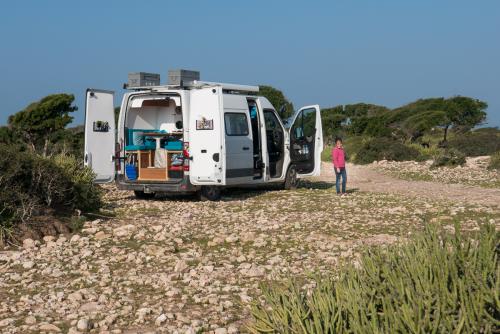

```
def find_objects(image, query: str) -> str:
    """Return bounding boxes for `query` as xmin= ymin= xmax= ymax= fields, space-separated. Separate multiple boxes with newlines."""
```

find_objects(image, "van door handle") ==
xmin=242 ymin=147 xmax=249 ymax=151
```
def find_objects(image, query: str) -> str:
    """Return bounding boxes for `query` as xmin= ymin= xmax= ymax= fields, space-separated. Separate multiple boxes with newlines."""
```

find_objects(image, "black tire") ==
xmin=199 ymin=186 xmax=222 ymax=201
xmin=283 ymin=164 xmax=298 ymax=190
xmin=134 ymin=190 xmax=155 ymax=200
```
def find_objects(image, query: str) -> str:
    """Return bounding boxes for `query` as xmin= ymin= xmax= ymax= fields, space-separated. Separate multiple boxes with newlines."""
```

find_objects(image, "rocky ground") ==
xmin=373 ymin=156 xmax=500 ymax=188
xmin=1 ymin=164 xmax=499 ymax=333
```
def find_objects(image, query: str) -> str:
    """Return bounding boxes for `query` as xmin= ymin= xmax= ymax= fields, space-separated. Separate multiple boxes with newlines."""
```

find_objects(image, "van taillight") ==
xmin=183 ymin=142 xmax=189 ymax=171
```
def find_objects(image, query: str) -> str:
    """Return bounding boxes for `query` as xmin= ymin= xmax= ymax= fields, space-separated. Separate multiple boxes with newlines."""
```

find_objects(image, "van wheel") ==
xmin=134 ymin=190 xmax=155 ymax=200
xmin=199 ymin=186 xmax=221 ymax=201
xmin=283 ymin=164 xmax=298 ymax=190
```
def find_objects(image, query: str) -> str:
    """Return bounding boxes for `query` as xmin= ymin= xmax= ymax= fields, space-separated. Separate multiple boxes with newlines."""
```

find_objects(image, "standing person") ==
xmin=332 ymin=137 xmax=347 ymax=195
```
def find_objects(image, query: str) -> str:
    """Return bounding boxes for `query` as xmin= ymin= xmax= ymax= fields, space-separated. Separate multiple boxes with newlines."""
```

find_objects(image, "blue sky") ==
xmin=0 ymin=0 xmax=499 ymax=127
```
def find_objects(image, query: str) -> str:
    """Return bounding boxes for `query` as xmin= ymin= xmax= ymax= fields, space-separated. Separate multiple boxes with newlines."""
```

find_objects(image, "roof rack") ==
xmin=189 ymin=80 xmax=259 ymax=93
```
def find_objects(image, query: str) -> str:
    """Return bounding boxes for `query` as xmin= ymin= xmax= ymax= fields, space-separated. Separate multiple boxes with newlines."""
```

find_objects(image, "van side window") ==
xmin=224 ymin=113 xmax=249 ymax=136
xmin=263 ymin=109 xmax=281 ymax=131
xmin=292 ymin=108 xmax=316 ymax=140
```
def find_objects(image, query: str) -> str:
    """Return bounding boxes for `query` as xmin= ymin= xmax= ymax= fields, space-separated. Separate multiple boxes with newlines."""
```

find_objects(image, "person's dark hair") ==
xmin=335 ymin=137 xmax=343 ymax=143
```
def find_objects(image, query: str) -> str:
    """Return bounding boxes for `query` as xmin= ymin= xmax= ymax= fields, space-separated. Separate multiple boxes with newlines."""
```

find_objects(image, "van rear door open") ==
xmin=289 ymin=105 xmax=323 ymax=177
xmin=189 ymin=86 xmax=225 ymax=185
xmin=84 ymin=89 xmax=116 ymax=183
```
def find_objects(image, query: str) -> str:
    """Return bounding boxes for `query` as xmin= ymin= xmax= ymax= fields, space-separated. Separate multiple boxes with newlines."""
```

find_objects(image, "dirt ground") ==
xmin=0 ymin=163 xmax=498 ymax=333
xmin=319 ymin=162 xmax=500 ymax=207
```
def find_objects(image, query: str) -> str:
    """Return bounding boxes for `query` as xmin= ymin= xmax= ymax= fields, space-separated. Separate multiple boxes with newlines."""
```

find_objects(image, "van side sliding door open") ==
xmin=189 ymin=87 xmax=225 ymax=185
xmin=84 ymin=89 xmax=116 ymax=183
xmin=289 ymin=105 xmax=323 ymax=177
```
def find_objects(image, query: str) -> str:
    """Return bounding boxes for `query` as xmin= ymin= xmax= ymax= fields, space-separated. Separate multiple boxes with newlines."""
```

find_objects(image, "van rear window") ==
xmin=224 ymin=113 xmax=249 ymax=136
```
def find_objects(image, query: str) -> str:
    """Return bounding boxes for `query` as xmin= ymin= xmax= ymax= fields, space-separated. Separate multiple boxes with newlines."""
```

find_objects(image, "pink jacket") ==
xmin=332 ymin=147 xmax=345 ymax=168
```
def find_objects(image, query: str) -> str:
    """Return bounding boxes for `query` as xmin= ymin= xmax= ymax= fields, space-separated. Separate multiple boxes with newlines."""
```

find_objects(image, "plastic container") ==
xmin=126 ymin=164 xmax=138 ymax=180
xmin=164 ymin=141 xmax=183 ymax=150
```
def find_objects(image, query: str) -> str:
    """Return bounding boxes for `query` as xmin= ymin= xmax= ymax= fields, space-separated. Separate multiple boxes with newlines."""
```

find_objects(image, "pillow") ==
xmin=132 ymin=131 xmax=145 ymax=146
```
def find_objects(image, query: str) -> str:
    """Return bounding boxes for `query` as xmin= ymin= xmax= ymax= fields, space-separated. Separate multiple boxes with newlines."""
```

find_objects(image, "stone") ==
xmin=94 ymin=231 xmax=109 ymax=240
xmin=23 ymin=238 xmax=35 ymax=248
xmin=23 ymin=260 xmax=35 ymax=269
xmin=174 ymin=260 xmax=188 ymax=272
xmin=215 ymin=328 xmax=227 ymax=334
xmin=70 ymin=234 xmax=80 ymax=243
xmin=244 ymin=265 xmax=265 ymax=277
xmin=67 ymin=292 xmax=83 ymax=303
xmin=77 ymin=318 xmax=91 ymax=331
xmin=43 ymin=235 xmax=55 ymax=243
xmin=38 ymin=323 xmax=61 ymax=332
xmin=228 ymin=325 xmax=239 ymax=333
xmin=0 ymin=318 xmax=14 ymax=327
xmin=113 ymin=225 xmax=137 ymax=238
xmin=25 ymin=316 xmax=37 ymax=325
xmin=155 ymin=313 xmax=167 ymax=326
xmin=79 ymin=302 xmax=101 ymax=312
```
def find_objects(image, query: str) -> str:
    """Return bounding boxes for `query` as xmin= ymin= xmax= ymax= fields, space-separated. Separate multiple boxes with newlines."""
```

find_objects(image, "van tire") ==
xmin=283 ymin=164 xmax=298 ymax=190
xmin=134 ymin=190 xmax=155 ymax=200
xmin=199 ymin=186 xmax=221 ymax=201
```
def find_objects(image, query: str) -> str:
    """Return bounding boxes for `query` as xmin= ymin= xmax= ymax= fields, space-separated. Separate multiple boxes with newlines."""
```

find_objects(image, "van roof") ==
xmin=127 ymin=80 xmax=259 ymax=94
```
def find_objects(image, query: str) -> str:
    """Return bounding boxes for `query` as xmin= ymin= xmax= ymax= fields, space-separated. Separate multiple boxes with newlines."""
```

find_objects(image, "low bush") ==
xmin=448 ymin=131 xmax=500 ymax=157
xmin=52 ymin=154 xmax=102 ymax=212
xmin=322 ymin=136 xmax=369 ymax=163
xmin=248 ymin=223 xmax=499 ymax=333
xmin=488 ymin=151 xmax=500 ymax=170
xmin=0 ymin=144 xmax=102 ymax=243
xmin=354 ymin=138 xmax=420 ymax=164
xmin=432 ymin=148 xmax=466 ymax=168
xmin=407 ymin=143 xmax=443 ymax=162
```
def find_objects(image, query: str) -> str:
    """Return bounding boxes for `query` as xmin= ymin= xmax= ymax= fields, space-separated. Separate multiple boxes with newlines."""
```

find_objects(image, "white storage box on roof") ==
xmin=128 ymin=72 xmax=160 ymax=88
xmin=168 ymin=69 xmax=200 ymax=86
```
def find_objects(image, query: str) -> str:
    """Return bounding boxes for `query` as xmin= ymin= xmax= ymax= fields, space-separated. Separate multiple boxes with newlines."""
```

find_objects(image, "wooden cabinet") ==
xmin=126 ymin=149 xmax=183 ymax=181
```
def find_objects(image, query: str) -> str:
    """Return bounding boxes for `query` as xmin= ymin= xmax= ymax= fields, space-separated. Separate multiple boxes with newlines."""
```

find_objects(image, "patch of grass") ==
xmin=489 ymin=151 xmax=500 ymax=170
xmin=248 ymin=223 xmax=499 ymax=333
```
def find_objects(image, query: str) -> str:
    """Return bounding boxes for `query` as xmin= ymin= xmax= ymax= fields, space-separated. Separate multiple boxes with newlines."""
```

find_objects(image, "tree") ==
xmin=8 ymin=94 xmax=77 ymax=156
xmin=258 ymin=85 xmax=294 ymax=119
xmin=321 ymin=105 xmax=346 ymax=142
xmin=400 ymin=110 xmax=448 ymax=142
xmin=441 ymin=96 xmax=487 ymax=142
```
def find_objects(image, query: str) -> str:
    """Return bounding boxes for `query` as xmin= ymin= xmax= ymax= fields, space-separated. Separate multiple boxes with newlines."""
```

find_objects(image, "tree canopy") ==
xmin=320 ymin=96 xmax=488 ymax=144
xmin=258 ymin=85 xmax=294 ymax=119
xmin=8 ymin=93 xmax=77 ymax=156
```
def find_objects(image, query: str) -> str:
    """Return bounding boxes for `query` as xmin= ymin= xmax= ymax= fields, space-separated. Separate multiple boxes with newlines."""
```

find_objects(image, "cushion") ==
xmin=132 ymin=131 xmax=145 ymax=146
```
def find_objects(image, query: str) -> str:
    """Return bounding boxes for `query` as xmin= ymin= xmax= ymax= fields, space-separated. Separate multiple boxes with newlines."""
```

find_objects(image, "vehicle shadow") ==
xmin=125 ymin=181 xmax=360 ymax=202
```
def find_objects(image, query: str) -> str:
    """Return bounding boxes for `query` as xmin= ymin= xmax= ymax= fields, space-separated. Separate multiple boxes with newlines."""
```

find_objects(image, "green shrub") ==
xmin=448 ymin=131 xmax=500 ymax=157
xmin=248 ymin=223 xmax=499 ymax=333
xmin=322 ymin=137 xmax=369 ymax=163
xmin=488 ymin=151 xmax=500 ymax=170
xmin=354 ymin=138 xmax=420 ymax=164
xmin=407 ymin=143 xmax=443 ymax=161
xmin=432 ymin=148 xmax=466 ymax=168
xmin=321 ymin=145 xmax=333 ymax=162
xmin=0 ymin=144 xmax=102 ymax=243
xmin=53 ymin=154 xmax=102 ymax=212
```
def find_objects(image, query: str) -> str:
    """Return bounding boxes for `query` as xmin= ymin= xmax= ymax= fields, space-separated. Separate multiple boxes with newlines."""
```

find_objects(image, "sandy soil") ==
xmin=319 ymin=162 xmax=500 ymax=207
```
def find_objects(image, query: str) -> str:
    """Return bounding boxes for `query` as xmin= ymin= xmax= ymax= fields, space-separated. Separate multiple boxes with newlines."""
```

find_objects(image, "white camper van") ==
xmin=84 ymin=70 xmax=323 ymax=200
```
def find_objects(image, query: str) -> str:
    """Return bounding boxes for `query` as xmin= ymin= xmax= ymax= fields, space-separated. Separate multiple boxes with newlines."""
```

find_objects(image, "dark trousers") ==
xmin=335 ymin=167 xmax=347 ymax=194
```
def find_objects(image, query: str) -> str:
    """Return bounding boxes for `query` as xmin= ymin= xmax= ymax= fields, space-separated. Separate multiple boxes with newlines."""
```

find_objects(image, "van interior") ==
xmin=247 ymin=99 xmax=263 ymax=179
xmin=263 ymin=109 xmax=285 ymax=178
xmin=123 ymin=95 xmax=185 ymax=183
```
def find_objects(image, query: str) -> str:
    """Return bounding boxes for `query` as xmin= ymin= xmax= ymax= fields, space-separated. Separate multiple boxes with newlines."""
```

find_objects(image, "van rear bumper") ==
xmin=115 ymin=175 xmax=198 ymax=194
